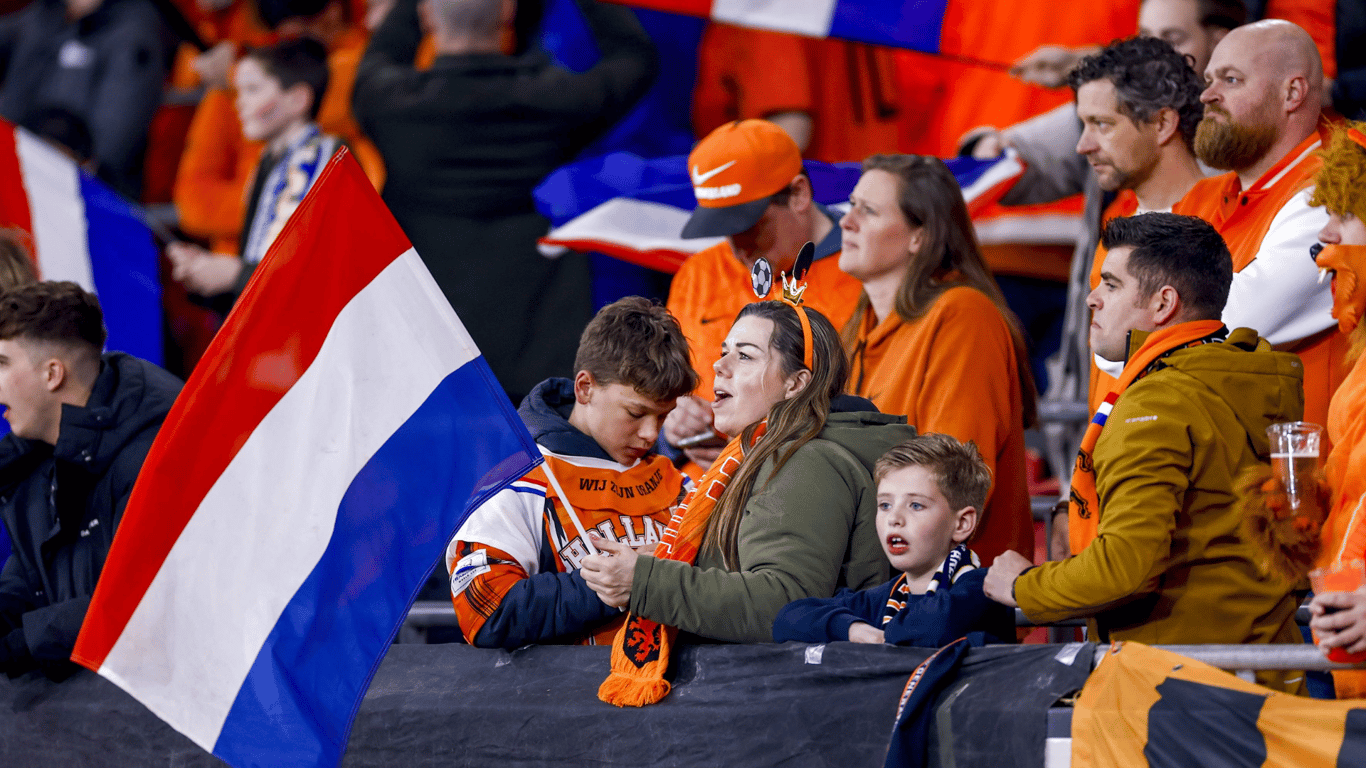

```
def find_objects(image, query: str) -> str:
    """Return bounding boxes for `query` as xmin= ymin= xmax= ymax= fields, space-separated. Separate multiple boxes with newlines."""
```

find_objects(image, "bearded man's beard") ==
xmin=1195 ymin=105 xmax=1279 ymax=171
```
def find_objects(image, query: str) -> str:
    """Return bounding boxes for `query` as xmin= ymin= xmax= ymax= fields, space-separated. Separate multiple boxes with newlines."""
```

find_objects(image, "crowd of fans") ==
xmin=2 ymin=0 xmax=1366 ymax=719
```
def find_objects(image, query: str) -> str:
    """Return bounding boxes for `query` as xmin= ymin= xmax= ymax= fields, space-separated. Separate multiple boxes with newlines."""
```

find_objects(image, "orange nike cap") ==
xmin=681 ymin=120 xmax=804 ymax=239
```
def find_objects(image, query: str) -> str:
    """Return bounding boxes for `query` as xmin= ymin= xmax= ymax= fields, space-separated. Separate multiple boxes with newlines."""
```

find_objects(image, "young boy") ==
xmin=773 ymin=433 xmax=1015 ymax=646
xmin=167 ymin=37 xmax=341 ymax=308
xmin=447 ymin=297 xmax=698 ymax=648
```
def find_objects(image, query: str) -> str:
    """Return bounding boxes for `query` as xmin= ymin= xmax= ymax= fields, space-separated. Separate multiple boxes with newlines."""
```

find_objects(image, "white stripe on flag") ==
xmin=97 ymin=248 xmax=478 ymax=751
xmin=974 ymin=213 xmax=1085 ymax=246
xmin=15 ymin=130 xmax=96 ymax=292
xmin=543 ymin=198 xmax=722 ymax=254
xmin=711 ymin=0 xmax=838 ymax=37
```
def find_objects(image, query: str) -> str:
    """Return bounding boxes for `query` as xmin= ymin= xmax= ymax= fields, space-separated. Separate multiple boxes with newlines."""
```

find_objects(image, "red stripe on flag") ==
xmin=0 ymin=123 xmax=34 ymax=244
xmin=602 ymin=0 xmax=710 ymax=16
xmin=73 ymin=150 xmax=413 ymax=667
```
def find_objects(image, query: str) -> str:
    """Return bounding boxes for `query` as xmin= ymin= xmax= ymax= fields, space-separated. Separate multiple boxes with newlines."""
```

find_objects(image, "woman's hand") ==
xmin=663 ymin=395 xmax=723 ymax=468
xmin=846 ymin=622 xmax=885 ymax=644
xmin=580 ymin=535 xmax=639 ymax=609
xmin=1310 ymin=588 xmax=1366 ymax=656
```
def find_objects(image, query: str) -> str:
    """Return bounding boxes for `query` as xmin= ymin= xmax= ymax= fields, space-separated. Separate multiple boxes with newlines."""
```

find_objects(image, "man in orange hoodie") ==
xmin=662 ymin=120 xmax=862 ymax=472
xmin=1174 ymin=19 xmax=1342 ymax=432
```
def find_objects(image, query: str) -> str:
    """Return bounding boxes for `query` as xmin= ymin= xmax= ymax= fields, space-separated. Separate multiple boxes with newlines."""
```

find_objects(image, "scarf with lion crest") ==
xmin=598 ymin=422 xmax=765 ymax=707
xmin=1069 ymin=321 xmax=1228 ymax=553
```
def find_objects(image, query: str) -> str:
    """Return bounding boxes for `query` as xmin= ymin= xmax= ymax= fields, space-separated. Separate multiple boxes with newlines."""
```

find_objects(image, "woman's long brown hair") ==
xmin=701 ymin=301 xmax=849 ymax=571
xmin=840 ymin=154 xmax=1038 ymax=427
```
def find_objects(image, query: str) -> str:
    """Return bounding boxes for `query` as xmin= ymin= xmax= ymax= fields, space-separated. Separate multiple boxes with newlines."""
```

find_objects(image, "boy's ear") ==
xmin=572 ymin=370 xmax=596 ymax=405
xmin=951 ymin=506 xmax=978 ymax=544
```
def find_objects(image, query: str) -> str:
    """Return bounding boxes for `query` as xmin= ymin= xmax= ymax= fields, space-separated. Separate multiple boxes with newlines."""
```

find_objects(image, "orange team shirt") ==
xmin=847 ymin=286 xmax=1032 ymax=563
xmin=667 ymin=240 xmax=863 ymax=400
xmin=692 ymin=23 xmax=908 ymax=162
xmin=449 ymin=454 xmax=684 ymax=647
xmin=173 ymin=27 xmax=429 ymax=250
xmin=1173 ymin=128 xmax=1348 ymax=435
xmin=1086 ymin=191 xmax=1140 ymax=414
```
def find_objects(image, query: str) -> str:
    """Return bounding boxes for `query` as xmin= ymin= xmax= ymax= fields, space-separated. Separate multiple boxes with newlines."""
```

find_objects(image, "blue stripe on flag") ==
xmin=827 ymin=0 xmax=951 ymax=54
xmin=79 ymin=174 xmax=163 ymax=365
xmin=213 ymin=356 xmax=537 ymax=767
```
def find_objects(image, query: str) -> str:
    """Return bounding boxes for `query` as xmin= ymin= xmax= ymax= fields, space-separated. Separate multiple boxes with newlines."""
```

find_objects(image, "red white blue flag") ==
xmin=70 ymin=150 xmax=540 ymax=768
xmin=0 ymin=119 xmax=162 ymax=365
xmin=534 ymin=151 xmax=1026 ymax=273
xmin=603 ymin=0 xmax=953 ymax=53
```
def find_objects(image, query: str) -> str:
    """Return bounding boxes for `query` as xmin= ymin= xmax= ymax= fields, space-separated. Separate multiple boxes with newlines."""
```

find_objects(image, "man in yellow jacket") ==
xmin=985 ymin=213 xmax=1305 ymax=692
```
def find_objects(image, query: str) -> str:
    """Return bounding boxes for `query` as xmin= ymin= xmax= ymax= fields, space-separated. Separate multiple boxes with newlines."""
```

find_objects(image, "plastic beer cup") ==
xmin=1266 ymin=422 xmax=1322 ymax=513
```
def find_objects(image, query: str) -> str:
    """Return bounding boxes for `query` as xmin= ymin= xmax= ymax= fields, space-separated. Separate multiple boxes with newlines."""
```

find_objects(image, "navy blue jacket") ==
xmin=772 ymin=568 xmax=1014 ymax=647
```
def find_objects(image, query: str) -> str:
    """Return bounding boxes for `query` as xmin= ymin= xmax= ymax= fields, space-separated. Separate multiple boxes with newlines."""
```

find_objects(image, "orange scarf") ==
xmin=598 ymin=423 xmax=765 ymax=706
xmin=1069 ymin=321 xmax=1228 ymax=553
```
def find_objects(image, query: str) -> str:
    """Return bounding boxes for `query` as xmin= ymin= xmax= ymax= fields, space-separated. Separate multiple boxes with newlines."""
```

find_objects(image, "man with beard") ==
xmin=1069 ymin=38 xmax=1208 ymax=414
xmin=1174 ymin=19 xmax=1341 ymax=433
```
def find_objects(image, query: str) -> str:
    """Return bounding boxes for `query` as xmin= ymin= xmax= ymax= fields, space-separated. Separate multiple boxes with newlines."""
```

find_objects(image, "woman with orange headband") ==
xmin=580 ymin=298 xmax=919 ymax=706
xmin=839 ymin=154 xmax=1038 ymax=565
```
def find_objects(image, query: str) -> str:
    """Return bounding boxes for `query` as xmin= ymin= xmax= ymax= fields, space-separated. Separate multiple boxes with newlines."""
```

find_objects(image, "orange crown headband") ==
xmin=1349 ymin=127 xmax=1366 ymax=151
xmin=751 ymin=242 xmax=815 ymax=370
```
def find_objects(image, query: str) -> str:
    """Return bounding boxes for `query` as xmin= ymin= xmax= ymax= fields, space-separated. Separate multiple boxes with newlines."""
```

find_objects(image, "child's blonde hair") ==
xmin=874 ymin=433 xmax=992 ymax=512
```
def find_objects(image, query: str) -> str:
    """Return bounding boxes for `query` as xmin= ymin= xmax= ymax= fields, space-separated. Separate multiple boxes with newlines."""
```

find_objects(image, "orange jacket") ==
xmin=692 ymin=23 xmax=908 ymax=162
xmin=173 ymin=26 xmax=390 ymax=250
xmin=667 ymin=239 xmax=863 ymax=400
xmin=846 ymin=286 xmax=1032 ymax=564
xmin=1174 ymin=128 xmax=1346 ymax=435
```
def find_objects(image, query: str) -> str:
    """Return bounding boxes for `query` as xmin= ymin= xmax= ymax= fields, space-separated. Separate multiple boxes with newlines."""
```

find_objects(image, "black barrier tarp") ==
xmin=0 ymin=642 xmax=1093 ymax=767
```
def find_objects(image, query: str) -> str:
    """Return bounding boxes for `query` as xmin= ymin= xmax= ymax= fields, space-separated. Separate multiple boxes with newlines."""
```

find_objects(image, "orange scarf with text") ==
xmin=598 ymin=422 xmax=766 ymax=706
xmin=1069 ymin=321 xmax=1228 ymax=553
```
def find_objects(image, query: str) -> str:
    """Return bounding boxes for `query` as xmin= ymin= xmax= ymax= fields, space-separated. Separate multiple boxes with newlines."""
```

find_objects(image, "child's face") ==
xmin=234 ymin=58 xmax=303 ymax=143
xmin=571 ymin=373 xmax=677 ymax=466
xmin=875 ymin=465 xmax=976 ymax=587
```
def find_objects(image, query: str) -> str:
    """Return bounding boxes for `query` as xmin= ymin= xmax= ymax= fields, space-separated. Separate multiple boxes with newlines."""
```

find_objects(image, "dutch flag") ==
xmin=0 ymin=119 xmax=162 ymax=365
xmin=604 ymin=0 xmax=953 ymax=53
xmin=534 ymin=151 xmax=1026 ymax=274
xmin=71 ymin=151 xmax=541 ymax=768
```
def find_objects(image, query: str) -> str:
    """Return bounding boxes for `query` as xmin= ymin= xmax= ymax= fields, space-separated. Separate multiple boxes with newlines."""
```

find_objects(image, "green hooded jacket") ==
xmin=629 ymin=411 xmax=917 ymax=643
xmin=1017 ymin=327 xmax=1304 ymax=678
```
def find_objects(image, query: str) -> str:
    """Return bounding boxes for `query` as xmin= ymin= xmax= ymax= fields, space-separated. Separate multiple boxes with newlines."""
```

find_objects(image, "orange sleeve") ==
xmin=910 ymin=292 xmax=1016 ymax=493
xmin=1265 ymin=0 xmax=1337 ymax=80
xmin=173 ymin=89 xmax=261 ymax=248
xmin=448 ymin=541 xmax=531 ymax=646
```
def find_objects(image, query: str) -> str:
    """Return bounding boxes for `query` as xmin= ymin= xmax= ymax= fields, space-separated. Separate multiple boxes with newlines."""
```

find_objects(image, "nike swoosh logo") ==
xmin=691 ymin=160 xmax=736 ymax=186
xmin=699 ymin=316 xmax=727 ymax=325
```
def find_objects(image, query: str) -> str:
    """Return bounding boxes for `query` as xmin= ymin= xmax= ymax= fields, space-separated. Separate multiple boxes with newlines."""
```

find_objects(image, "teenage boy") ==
xmin=167 ymin=37 xmax=342 ymax=308
xmin=772 ymin=434 xmax=1015 ymax=646
xmin=0 ymin=282 xmax=182 ymax=678
xmin=447 ymin=297 xmax=698 ymax=648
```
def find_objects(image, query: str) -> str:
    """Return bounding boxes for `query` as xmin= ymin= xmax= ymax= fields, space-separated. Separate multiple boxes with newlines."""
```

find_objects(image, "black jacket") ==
xmin=0 ymin=353 xmax=181 ymax=677
xmin=0 ymin=0 xmax=169 ymax=196
xmin=351 ymin=0 xmax=658 ymax=402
